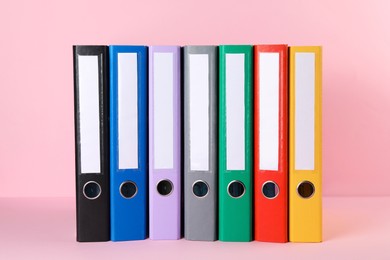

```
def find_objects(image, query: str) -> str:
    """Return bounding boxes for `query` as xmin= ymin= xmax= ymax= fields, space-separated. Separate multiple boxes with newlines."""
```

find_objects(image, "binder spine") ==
xmin=184 ymin=46 xmax=218 ymax=241
xmin=109 ymin=46 xmax=148 ymax=241
xmin=289 ymin=46 xmax=322 ymax=242
xmin=73 ymin=45 xmax=110 ymax=242
xmin=219 ymin=45 xmax=253 ymax=242
xmin=149 ymin=46 xmax=181 ymax=239
xmin=254 ymin=45 xmax=288 ymax=242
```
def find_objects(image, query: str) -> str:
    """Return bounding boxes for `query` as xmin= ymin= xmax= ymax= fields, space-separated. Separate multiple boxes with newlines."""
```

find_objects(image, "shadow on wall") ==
xmin=322 ymin=67 xmax=390 ymax=196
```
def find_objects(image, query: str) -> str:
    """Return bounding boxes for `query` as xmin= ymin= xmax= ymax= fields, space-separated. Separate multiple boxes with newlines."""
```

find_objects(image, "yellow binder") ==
xmin=289 ymin=46 xmax=322 ymax=242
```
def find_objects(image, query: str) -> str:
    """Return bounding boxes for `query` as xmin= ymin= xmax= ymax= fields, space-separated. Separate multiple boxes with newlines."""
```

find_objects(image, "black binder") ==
xmin=73 ymin=45 xmax=110 ymax=242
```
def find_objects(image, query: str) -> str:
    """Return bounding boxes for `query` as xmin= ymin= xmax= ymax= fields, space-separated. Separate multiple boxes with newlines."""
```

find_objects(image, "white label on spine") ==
xmin=295 ymin=52 xmax=315 ymax=170
xmin=118 ymin=53 xmax=138 ymax=169
xmin=154 ymin=52 xmax=174 ymax=169
xmin=78 ymin=55 xmax=101 ymax=174
xmin=226 ymin=54 xmax=245 ymax=171
xmin=259 ymin=53 xmax=280 ymax=171
xmin=189 ymin=54 xmax=209 ymax=171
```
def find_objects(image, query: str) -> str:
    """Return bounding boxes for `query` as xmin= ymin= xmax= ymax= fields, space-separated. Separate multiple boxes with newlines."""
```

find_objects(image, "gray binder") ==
xmin=184 ymin=46 xmax=218 ymax=241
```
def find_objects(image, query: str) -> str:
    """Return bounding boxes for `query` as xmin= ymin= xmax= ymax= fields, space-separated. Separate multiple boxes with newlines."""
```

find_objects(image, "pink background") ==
xmin=1 ymin=0 xmax=390 ymax=197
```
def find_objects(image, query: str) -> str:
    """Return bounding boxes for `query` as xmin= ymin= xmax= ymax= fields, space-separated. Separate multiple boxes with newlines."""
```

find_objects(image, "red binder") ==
xmin=254 ymin=45 xmax=288 ymax=242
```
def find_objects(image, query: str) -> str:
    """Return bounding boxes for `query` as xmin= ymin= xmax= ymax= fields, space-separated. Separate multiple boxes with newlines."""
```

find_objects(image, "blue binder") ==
xmin=109 ymin=46 xmax=148 ymax=241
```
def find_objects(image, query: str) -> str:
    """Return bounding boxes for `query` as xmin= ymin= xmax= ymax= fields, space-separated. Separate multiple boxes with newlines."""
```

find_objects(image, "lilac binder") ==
xmin=149 ymin=46 xmax=181 ymax=239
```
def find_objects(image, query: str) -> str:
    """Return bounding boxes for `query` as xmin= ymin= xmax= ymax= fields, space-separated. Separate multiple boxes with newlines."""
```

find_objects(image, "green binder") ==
xmin=219 ymin=45 xmax=253 ymax=242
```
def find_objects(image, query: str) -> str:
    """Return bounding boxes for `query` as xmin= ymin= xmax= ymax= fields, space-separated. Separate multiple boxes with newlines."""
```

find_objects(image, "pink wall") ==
xmin=1 ymin=0 xmax=389 ymax=197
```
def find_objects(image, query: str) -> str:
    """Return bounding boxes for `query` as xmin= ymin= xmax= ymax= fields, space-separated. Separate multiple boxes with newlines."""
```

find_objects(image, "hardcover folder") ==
xmin=289 ymin=46 xmax=322 ymax=242
xmin=109 ymin=45 xmax=148 ymax=241
xmin=254 ymin=45 xmax=288 ymax=243
xmin=219 ymin=45 xmax=253 ymax=242
xmin=183 ymin=46 xmax=218 ymax=241
xmin=149 ymin=46 xmax=181 ymax=240
xmin=73 ymin=45 xmax=110 ymax=242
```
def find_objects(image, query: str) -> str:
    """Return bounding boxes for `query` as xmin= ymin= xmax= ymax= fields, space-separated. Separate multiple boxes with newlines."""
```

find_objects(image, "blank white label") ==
xmin=259 ymin=53 xmax=280 ymax=171
xmin=226 ymin=54 xmax=245 ymax=171
xmin=295 ymin=53 xmax=315 ymax=170
xmin=118 ymin=53 xmax=138 ymax=169
xmin=78 ymin=55 xmax=101 ymax=174
xmin=189 ymin=54 xmax=209 ymax=171
xmin=154 ymin=52 xmax=174 ymax=169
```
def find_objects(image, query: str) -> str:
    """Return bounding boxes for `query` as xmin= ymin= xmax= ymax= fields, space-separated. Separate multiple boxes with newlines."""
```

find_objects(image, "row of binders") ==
xmin=73 ymin=45 xmax=322 ymax=243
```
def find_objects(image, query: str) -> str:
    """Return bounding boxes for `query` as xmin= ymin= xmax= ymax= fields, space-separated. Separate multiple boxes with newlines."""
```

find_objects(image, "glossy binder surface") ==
xmin=289 ymin=46 xmax=322 ymax=242
xmin=254 ymin=45 xmax=288 ymax=242
xmin=184 ymin=46 xmax=218 ymax=241
xmin=219 ymin=45 xmax=253 ymax=242
xmin=73 ymin=45 xmax=110 ymax=242
xmin=109 ymin=45 xmax=148 ymax=241
xmin=149 ymin=46 xmax=181 ymax=240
